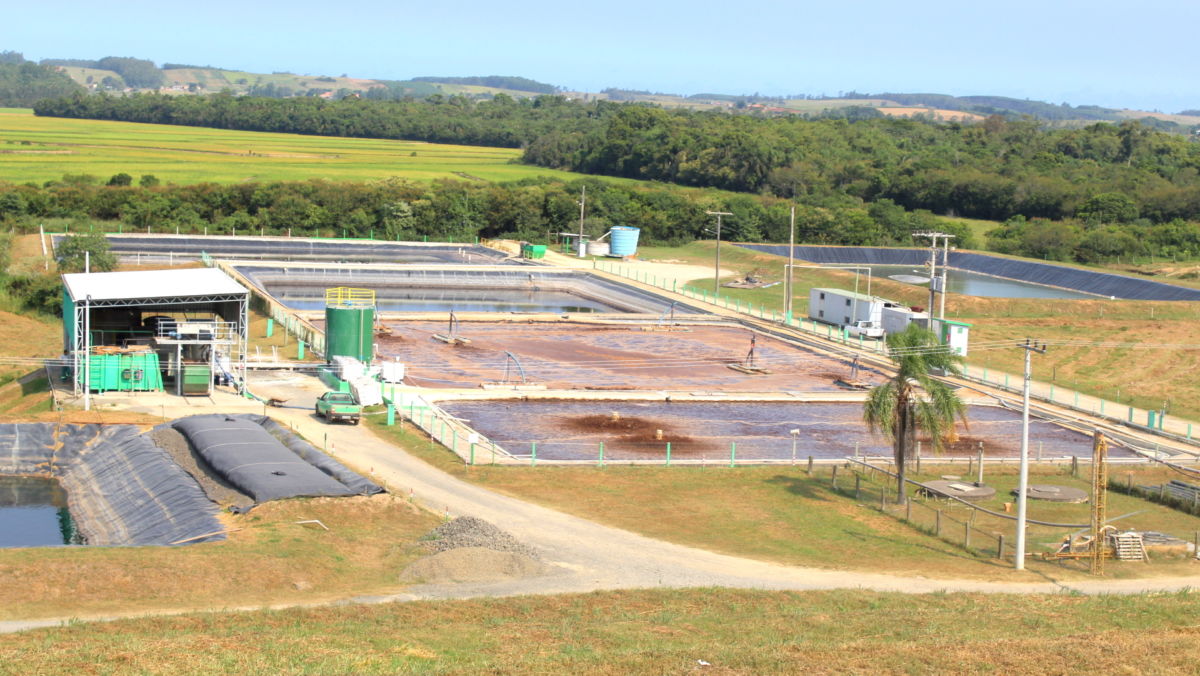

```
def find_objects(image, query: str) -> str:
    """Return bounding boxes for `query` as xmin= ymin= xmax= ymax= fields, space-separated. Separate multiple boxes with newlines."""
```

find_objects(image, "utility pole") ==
xmin=577 ymin=186 xmax=587 ymax=258
xmin=1090 ymin=431 xmax=1109 ymax=576
xmin=1015 ymin=337 xmax=1046 ymax=570
xmin=84 ymin=294 xmax=92 ymax=412
xmin=707 ymin=211 xmax=733 ymax=293
xmin=786 ymin=206 xmax=795 ymax=322
xmin=939 ymin=236 xmax=951 ymax=320
xmin=912 ymin=232 xmax=955 ymax=322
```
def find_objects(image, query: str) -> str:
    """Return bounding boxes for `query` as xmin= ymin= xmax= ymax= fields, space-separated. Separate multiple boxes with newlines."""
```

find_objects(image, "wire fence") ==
xmin=389 ymin=397 xmax=514 ymax=466
xmin=827 ymin=460 xmax=1009 ymax=559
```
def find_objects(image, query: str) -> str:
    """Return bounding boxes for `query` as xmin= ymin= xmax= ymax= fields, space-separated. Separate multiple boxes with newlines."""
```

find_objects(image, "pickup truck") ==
xmin=845 ymin=320 xmax=885 ymax=339
xmin=315 ymin=392 xmax=362 ymax=424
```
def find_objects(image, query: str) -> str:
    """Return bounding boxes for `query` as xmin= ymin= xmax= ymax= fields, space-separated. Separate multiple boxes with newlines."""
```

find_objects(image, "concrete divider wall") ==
xmin=233 ymin=265 xmax=711 ymax=316
xmin=57 ymin=234 xmax=513 ymax=265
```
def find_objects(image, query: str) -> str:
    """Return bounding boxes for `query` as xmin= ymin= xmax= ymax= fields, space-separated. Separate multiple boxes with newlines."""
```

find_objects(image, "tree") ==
xmin=863 ymin=324 xmax=968 ymax=503
xmin=55 ymin=232 xmax=117 ymax=273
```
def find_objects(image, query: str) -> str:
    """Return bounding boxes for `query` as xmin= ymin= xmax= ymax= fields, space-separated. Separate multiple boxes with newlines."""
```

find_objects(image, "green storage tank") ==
xmin=325 ymin=287 xmax=376 ymax=363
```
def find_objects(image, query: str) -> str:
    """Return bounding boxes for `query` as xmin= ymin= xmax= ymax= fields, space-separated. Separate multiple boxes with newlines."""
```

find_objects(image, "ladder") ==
xmin=1112 ymin=532 xmax=1148 ymax=562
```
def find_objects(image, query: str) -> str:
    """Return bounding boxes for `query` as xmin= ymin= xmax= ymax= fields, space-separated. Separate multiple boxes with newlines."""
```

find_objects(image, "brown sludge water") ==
xmin=440 ymin=401 xmax=1132 ymax=462
xmin=377 ymin=322 xmax=885 ymax=392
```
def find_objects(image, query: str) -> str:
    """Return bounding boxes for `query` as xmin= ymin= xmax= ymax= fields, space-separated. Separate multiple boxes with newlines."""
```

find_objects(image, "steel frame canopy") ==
xmin=61 ymin=268 xmax=250 ymax=395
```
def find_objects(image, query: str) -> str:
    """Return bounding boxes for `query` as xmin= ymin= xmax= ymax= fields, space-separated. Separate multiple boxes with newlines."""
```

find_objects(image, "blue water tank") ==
xmin=608 ymin=227 xmax=641 ymax=257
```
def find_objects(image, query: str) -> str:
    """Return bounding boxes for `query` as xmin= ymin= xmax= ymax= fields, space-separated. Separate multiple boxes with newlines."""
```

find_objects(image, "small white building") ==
xmin=808 ymin=288 xmax=904 ymax=327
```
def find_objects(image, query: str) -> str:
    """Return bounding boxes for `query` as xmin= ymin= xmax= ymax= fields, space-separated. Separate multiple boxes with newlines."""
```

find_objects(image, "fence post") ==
xmin=531 ymin=442 xmax=537 ymax=467
xmin=729 ymin=442 xmax=736 ymax=467
xmin=905 ymin=500 xmax=912 ymax=521
xmin=666 ymin=442 xmax=671 ymax=466
xmin=831 ymin=465 xmax=839 ymax=489
xmin=997 ymin=534 xmax=1005 ymax=559
xmin=469 ymin=442 xmax=475 ymax=466
xmin=964 ymin=522 xmax=971 ymax=549
xmin=855 ymin=474 xmax=861 ymax=501
xmin=935 ymin=509 xmax=942 ymax=537
xmin=1071 ymin=455 xmax=1079 ymax=478
xmin=599 ymin=441 xmax=605 ymax=467
xmin=386 ymin=402 xmax=395 ymax=426
xmin=806 ymin=456 xmax=813 ymax=476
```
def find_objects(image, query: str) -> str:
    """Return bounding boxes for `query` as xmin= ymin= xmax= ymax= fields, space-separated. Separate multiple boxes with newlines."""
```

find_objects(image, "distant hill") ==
xmin=852 ymin=92 xmax=1121 ymax=121
xmin=412 ymin=76 xmax=558 ymax=94
xmin=0 ymin=51 xmax=83 ymax=107
xmin=20 ymin=49 xmax=1200 ymax=129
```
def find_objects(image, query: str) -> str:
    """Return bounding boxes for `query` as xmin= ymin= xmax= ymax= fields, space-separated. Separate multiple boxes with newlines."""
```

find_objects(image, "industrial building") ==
xmin=61 ymin=268 xmax=250 ymax=396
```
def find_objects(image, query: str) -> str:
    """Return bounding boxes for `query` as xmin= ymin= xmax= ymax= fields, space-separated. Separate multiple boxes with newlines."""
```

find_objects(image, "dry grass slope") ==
xmin=1 ymin=589 xmax=1197 ymax=673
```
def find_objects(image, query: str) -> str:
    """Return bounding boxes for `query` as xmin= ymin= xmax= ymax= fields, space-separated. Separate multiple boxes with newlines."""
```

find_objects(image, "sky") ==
xmin=6 ymin=0 xmax=1197 ymax=112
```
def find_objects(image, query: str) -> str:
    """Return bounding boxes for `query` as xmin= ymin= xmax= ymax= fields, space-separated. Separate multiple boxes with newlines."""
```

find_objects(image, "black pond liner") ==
xmin=738 ymin=245 xmax=1200 ymax=301
xmin=0 ymin=423 xmax=224 ymax=546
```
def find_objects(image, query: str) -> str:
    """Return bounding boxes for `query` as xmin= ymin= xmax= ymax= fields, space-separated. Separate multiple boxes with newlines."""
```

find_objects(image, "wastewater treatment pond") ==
xmin=0 ymin=476 xmax=81 ymax=547
xmin=439 ymin=400 xmax=1133 ymax=462
xmin=376 ymin=322 xmax=885 ymax=391
xmin=272 ymin=285 xmax=621 ymax=313
xmin=861 ymin=265 xmax=1097 ymax=299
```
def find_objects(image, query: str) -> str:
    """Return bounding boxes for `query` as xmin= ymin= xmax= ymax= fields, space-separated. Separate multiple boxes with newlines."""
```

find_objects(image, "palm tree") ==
xmin=864 ymin=324 xmax=968 ymax=504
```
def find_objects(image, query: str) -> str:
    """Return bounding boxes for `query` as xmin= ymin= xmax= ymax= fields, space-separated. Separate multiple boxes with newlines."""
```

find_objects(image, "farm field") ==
xmin=0 ymin=108 xmax=581 ymax=184
xmin=2 ymin=588 xmax=1196 ymax=673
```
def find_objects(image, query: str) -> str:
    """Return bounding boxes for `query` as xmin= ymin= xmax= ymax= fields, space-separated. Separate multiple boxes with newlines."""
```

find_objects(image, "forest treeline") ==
xmin=35 ymin=93 xmax=1200 ymax=223
xmin=0 ymin=52 xmax=83 ymax=107
xmin=0 ymin=175 xmax=975 ymax=249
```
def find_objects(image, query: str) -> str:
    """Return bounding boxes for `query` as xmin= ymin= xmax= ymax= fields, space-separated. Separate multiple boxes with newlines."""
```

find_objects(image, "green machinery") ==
xmin=324 ymin=287 xmax=375 ymax=363
xmin=86 ymin=352 xmax=164 ymax=393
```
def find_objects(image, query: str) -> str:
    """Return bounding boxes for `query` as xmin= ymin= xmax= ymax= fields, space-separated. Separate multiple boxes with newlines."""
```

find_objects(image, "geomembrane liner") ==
xmin=738 ymin=245 xmax=1200 ymax=301
xmin=0 ymin=423 xmax=223 ymax=546
xmin=172 ymin=415 xmax=381 ymax=503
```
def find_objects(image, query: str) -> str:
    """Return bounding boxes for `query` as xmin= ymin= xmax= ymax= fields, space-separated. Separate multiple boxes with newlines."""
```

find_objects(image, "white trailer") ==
xmin=808 ymin=288 xmax=886 ymax=326
xmin=881 ymin=305 xmax=929 ymax=336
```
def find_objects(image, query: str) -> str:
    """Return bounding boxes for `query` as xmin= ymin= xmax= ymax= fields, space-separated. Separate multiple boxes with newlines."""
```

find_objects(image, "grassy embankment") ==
xmin=367 ymin=418 xmax=1200 ymax=581
xmin=2 ymin=588 xmax=1198 ymax=673
xmin=634 ymin=241 xmax=1200 ymax=422
xmin=0 ymin=494 xmax=438 ymax=620
xmin=0 ymin=107 xmax=580 ymax=184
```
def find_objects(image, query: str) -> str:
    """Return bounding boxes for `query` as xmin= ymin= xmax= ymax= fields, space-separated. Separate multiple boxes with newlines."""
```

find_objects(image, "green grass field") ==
xmin=367 ymin=419 xmax=1200 ymax=582
xmin=3 ymin=588 xmax=1198 ymax=673
xmin=0 ymin=108 xmax=581 ymax=185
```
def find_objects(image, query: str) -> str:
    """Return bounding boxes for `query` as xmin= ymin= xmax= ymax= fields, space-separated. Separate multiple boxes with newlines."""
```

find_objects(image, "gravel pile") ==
xmin=421 ymin=516 xmax=540 ymax=560
xmin=149 ymin=426 xmax=253 ymax=510
xmin=400 ymin=547 xmax=547 ymax=584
